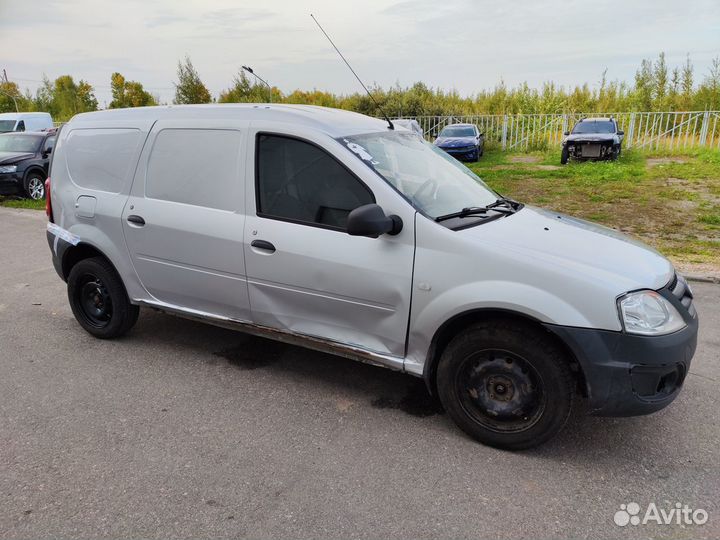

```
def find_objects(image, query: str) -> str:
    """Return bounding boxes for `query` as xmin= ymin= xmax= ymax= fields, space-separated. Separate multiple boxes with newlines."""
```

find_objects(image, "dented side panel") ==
xmin=242 ymin=122 xmax=417 ymax=358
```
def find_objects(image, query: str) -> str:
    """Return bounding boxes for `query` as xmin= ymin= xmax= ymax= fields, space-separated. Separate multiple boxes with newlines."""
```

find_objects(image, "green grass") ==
xmin=466 ymin=148 xmax=720 ymax=272
xmin=0 ymin=196 xmax=45 ymax=210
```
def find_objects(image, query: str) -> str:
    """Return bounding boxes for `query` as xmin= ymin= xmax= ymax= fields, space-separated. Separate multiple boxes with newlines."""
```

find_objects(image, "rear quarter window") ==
xmin=145 ymin=129 xmax=243 ymax=211
xmin=65 ymin=128 xmax=142 ymax=193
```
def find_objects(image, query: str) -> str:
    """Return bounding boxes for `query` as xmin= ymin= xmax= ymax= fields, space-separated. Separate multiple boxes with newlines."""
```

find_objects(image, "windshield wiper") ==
xmin=434 ymin=199 xmax=517 ymax=223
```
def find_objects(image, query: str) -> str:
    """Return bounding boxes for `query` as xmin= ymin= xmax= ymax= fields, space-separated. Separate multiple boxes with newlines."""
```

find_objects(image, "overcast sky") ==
xmin=2 ymin=0 xmax=719 ymax=107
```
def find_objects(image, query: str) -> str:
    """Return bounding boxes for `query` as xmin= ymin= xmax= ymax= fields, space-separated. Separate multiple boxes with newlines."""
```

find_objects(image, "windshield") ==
xmin=439 ymin=126 xmax=475 ymax=137
xmin=572 ymin=121 xmax=615 ymax=134
xmin=0 ymin=120 xmax=17 ymax=133
xmin=340 ymin=131 xmax=499 ymax=218
xmin=0 ymin=134 xmax=42 ymax=153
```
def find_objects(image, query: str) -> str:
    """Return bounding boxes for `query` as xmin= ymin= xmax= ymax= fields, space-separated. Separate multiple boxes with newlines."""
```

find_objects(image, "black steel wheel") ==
xmin=437 ymin=319 xmax=574 ymax=450
xmin=456 ymin=349 xmax=545 ymax=433
xmin=75 ymin=273 xmax=114 ymax=329
xmin=67 ymin=257 xmax=139 ymax=338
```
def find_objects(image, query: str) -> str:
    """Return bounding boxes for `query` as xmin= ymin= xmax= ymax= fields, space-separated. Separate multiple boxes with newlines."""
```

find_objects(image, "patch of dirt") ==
xmin=646 ymin=157 xmax=689 ymax=167
xmin=489 ymin=164 xmax=561 ymax=171
xmin=508 ymin=155 xmax=541 ymax=163
xmin=673 ymin=262 xmax=720 ymax=279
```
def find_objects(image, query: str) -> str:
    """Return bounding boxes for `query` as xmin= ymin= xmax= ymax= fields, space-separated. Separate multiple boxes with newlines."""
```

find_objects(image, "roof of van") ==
xmin=0 ymin=112 xmax=52 ymax=119
xmin=68 ymin=104 xmax=391 ymax=137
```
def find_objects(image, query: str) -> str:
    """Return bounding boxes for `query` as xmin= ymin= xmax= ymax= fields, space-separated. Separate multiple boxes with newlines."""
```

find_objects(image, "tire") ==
xmin=478 ymin=142 xmax=484 ymax=157
xmin=67 ymin=257 xmax=139 ymax=339
xmin=560 ymin=147 xmax=569 ymax=165
xmin=436 ymin=319 xmax=574 ymax=450
xmin=472 ymin=147 xmax=480 ymax=162
xmin=24 ymin=172 xmax=46 ymax=200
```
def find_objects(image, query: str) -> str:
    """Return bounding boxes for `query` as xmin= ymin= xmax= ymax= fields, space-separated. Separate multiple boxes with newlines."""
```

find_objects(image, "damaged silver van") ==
xmin=46 ymin=105 xmax=698 ymax=449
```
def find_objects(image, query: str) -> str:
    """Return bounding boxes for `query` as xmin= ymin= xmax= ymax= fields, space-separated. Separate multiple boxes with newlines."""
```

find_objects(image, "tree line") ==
xmin=2 ymin=53 xmax=719 ymax=122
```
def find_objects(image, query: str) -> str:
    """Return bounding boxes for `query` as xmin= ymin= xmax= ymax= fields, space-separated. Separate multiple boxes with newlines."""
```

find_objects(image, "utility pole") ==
xmin=1 ymin=68 xmax=19 ymax=112
xmin=241 ymin=65 xmax=272 ymax=103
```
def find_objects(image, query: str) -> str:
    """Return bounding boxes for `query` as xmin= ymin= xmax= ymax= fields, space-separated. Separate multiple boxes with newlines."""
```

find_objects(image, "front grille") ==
xmin=581 ymin=143 xmax=601 ymax=157
xmin=667 ymin=273 xmax=695 ymax=316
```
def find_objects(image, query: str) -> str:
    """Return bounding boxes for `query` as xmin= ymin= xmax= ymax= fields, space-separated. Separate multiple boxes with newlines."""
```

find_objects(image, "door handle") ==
xmin=251 ymin=239 xmax=276 ymax=253
xmin=127 ymin=215 xmax=145 ymax=226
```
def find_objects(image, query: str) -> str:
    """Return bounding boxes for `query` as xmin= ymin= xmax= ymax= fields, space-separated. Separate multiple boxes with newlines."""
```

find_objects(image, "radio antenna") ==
xmin=310 ymin=14 xmax=394 ymax=130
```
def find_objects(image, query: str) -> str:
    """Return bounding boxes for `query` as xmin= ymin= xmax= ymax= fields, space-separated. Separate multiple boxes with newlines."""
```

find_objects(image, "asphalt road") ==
xmin=1 ymin=206 xmax=718 ymax=540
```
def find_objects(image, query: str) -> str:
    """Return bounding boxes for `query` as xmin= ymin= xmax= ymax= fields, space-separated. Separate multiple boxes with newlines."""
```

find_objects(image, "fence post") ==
xmin=627 ymin=113 xmax=636 ymax=149
xmin=699 ymin=111 xmax=710 ymax=146
xmin=561 ymin=114 xmax=568 ymax=140
xmin=501 ymin=115 xmax=508 ymax=150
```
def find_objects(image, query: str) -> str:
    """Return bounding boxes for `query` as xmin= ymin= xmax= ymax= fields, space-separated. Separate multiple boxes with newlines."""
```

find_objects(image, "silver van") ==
xmin=46 ymin=105 xmax=698 ymax=449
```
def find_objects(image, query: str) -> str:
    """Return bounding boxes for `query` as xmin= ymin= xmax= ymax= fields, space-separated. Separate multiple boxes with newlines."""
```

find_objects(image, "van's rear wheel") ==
xmin=436 ymin=320 xmax=574 ymax=450
xmin=67 ymin=257 xmax=139 ymax=339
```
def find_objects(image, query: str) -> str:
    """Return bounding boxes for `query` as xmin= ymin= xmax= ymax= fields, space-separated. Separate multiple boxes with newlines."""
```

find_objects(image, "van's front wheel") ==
xmin=436 ymin=320 xmax=574 ymax=450
xmin=67 ymin=257 xmax=139 ymax=339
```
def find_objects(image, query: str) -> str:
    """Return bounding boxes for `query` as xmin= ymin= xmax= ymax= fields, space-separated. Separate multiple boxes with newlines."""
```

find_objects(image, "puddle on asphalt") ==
xmin=213 ymin=338 xmax=286 ymax=370
xmin=371 ymin=379 xmax=444 ymax=417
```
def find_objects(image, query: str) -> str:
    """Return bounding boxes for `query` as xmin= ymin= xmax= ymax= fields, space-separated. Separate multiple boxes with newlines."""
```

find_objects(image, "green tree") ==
xmin=680 ymin=54 xmax=694 ymax=109
xmin=0 ymin=81 xmax=24 ymax=113
xmin=174 ymin=56 xmax=211 ymax=104
xmin=218 ymin=71 xmax=276 ymax=103
xmin=653 ymin=52 xmax=668 ymax=107
xmin=109 ymin=72 xmax=157 ymax=108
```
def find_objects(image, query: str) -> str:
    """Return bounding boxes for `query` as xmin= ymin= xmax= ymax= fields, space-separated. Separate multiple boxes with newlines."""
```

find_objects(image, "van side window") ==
xmin=16 ymin=120 xmax=25 ymax=132
xmin=146 ymin=129 xmax=243 ymax=211
xmin=256 ymin=134 xmax=374 ymax=229
xmin=66 ymin=128 xmax=142 ymax=193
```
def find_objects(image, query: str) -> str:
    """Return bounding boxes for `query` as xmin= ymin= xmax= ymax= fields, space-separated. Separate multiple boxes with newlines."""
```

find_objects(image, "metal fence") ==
xmin=397 ymin=111 xmax=720 ymax=151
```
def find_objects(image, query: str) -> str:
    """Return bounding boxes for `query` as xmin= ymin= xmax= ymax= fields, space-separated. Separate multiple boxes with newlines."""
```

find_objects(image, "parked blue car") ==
xmin=433 ymin=123 xmax=484 ymax=162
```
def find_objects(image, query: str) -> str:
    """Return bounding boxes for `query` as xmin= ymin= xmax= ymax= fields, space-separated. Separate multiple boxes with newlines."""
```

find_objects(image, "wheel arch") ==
xmin=422 ymin=308 xmax=588 ymax=399
xmin=61 ymin=241 xmax=118 ymax=281
xmin=23 ymin=165 xmax=47 ymax=188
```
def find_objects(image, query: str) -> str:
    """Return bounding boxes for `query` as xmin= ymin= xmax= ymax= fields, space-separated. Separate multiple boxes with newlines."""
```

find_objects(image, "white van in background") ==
xmin=0 ymin=112 xmax=54 ymax=133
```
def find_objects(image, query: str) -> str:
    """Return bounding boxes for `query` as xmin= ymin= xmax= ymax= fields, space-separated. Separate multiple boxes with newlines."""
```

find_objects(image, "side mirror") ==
xmin=563 ymin=131 xmax=570 ymax=136
xmin=617 ymin=130 xmax=624 ymax=135
xmin=43 ymin=146 xmax=53 ymax=155
xmin=347 ymin=203 xmax=403 ymax=238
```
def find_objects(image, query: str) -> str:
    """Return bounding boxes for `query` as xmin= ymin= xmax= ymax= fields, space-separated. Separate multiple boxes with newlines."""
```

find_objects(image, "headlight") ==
xmin=618 ymin=290 xmax=686 ymax=335
xmin=0 ymin=165 xmax=17 ymax=173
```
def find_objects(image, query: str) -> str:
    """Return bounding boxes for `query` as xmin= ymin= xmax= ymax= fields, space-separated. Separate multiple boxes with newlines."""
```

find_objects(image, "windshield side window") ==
xmin=256 ymin=134 xmax=375 ymax=230
xmin=43 ymin=136 xmax=56 ymax=153
xmin=340 ymin=131 xmax=498 ymax=219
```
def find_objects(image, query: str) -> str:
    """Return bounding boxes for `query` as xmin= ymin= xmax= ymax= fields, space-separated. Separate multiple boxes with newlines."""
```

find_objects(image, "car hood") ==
xmin=458 ymin=206 xmax=673 ymax=292
xmin=565 ymin=133 xmax=616 ymax=143
xmin=435 ymin=136 xmax=475 ymax=147
xmin=0 ymin=151 xmax=34 ymax=165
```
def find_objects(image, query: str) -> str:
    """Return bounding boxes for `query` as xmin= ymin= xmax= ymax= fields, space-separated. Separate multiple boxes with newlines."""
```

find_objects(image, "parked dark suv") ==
xmin=561 ymin=118 xmax=623 ymax=164
xmin=0 ymin=129 xmax=56 ymax=200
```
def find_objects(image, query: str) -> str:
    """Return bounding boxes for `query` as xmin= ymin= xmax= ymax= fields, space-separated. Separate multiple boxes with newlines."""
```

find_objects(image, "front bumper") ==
xmin=0 ymin=171 xmax=23 ymax=195
xmin=438 ymin=146 xmax=478 ymax=161
xmin=546 ymin=313 xmax=698 ymax=416
xmin=565 ymin=141 xmax=617 ymax=160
